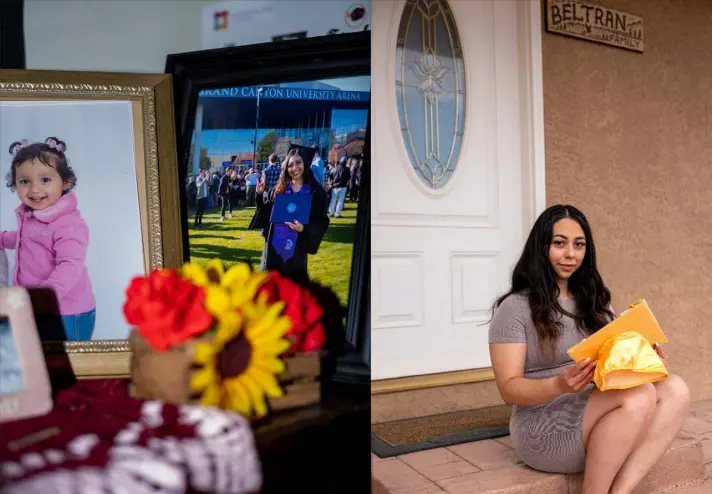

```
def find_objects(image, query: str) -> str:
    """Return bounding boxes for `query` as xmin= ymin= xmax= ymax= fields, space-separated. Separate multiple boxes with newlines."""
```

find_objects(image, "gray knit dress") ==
xmin=488 ymin=293 xmax=594 ymax=473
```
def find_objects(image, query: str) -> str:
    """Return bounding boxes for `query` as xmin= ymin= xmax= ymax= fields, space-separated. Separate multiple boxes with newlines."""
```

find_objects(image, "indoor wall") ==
xmin=24 ymin=0 xmax=212 ymax=73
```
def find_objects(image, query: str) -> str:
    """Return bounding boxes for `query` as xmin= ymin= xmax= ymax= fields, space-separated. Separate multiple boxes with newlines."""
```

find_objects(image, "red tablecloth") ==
xmin=0 ymin=379 xmax=262 ymax=493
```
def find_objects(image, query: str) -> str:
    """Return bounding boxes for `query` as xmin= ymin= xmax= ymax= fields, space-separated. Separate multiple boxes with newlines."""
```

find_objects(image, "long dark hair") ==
xmin=275 ymin=148 xmax=319 ymax=194
xmin=491 ymin=205 xmax=614 ymax=352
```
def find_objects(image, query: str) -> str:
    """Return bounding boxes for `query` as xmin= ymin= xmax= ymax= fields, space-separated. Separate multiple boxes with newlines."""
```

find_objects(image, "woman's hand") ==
xmin=556 ymin=357 xmax=598 ymax=394
xmin=286 ymin=220 xmax=304 ymax=232
xmin=654 ymin=343 xmax=668 ymax=367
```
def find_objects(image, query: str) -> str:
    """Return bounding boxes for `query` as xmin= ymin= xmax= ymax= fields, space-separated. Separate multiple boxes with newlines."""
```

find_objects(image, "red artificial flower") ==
xmin=258 ymin=271 xmax=326 ymax=353
xmin=123 ymin=269 xmax=214 ymax=351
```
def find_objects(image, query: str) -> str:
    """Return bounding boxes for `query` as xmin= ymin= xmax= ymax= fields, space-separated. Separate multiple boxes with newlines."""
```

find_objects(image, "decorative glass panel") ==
xmin=396 ymin=0 xmax=465 ymax=189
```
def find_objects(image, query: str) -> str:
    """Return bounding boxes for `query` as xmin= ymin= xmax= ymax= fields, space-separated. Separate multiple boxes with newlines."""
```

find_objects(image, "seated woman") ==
xmin=257 ymin=147 xmax=329 ymax=284
xmin=488 ymin=204 xmax=690 ymax=494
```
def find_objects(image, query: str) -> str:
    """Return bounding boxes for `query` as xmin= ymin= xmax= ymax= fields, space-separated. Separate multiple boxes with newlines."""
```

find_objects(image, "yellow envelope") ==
xmin=567 ymin=299 xmax=667 ymax=363
xmin=594 ymin=330 xmax=668 ymax=391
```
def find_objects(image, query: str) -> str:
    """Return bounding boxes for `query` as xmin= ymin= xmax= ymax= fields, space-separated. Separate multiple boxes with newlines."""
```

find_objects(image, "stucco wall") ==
xmin=545 ymin=0 xmax=712 ymax=401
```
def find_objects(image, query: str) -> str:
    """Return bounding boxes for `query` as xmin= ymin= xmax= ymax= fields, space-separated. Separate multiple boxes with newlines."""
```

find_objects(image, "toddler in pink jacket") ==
xmin=1 ymin=137 xmax=96 ymax=340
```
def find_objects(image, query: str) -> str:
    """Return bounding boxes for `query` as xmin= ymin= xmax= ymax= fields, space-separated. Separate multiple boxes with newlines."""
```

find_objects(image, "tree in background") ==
xmin=256 ymin=131 xmax=277 ymax=164
xmin=328 ymin=129 xmax=336 ymax=151
xmin=188 ymin=145 xmax=213 ymax=174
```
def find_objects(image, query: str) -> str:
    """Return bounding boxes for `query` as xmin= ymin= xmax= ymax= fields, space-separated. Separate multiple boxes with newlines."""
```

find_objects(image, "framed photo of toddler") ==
xmin=0 ymin=69 xmax=184 ymax=379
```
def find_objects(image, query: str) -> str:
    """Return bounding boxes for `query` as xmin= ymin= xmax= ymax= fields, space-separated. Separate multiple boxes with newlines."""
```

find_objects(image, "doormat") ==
xmin=371 ymin=405 xmax=511 ymax=458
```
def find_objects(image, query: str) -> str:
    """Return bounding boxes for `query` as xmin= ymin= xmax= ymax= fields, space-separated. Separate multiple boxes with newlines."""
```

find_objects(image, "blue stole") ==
xmin=271 ymin=183 xmax=310 ymax=262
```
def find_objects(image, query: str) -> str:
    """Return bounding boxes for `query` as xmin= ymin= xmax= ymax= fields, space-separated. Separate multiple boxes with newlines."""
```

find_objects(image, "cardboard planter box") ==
xmin=128 ymin=330 xmax=321 ymax=413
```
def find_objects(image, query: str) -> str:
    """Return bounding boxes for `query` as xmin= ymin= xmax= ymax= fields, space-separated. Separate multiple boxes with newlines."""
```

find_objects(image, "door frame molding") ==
xmin=520 ymin=0 xmax=547 ymax=226
xmin=370 ymin=0 xmax=546 ymax=390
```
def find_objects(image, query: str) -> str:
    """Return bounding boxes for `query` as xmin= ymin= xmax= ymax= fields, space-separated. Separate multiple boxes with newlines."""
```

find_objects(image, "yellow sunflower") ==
xmin=182 ymin=259 xmax=267 ymax=317
xmin=189 ymin=296 xmax=292 ymax=418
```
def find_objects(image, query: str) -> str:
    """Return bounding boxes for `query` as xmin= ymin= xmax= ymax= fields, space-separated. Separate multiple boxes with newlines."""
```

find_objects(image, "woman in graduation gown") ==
xmin=252 ymin=146 xmax=329 ymax=284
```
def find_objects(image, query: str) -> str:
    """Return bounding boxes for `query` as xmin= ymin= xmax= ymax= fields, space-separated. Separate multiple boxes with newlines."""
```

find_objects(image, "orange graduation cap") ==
xmin=568 ymin=299 xmax=669 ymax=391
xmin=567 ymin=299 xmax=667 ymax=363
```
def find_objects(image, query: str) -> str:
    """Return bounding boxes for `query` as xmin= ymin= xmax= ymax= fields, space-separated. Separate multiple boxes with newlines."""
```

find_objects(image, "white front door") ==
xmin=371 ymin=0 xmax=546 ymax=380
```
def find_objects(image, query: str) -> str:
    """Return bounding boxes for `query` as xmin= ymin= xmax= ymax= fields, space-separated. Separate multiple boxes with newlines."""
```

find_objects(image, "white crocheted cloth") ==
xmin=1 ymin=402 xmax=263 ymax=494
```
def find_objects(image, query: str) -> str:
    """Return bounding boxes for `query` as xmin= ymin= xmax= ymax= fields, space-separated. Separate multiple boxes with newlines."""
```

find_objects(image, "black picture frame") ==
xmin=0 ymin=0 xmax=26 ymax=69
xmin=165 ymin=31 xmax=371 ymax=386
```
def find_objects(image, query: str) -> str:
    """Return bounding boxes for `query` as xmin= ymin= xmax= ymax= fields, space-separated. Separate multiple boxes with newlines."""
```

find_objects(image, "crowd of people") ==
xmin=185 ymin=167 xmax=261 ymax=227
xmin=183 ymin=145 xmax=363 ymax=284
xmin=184 ymin=145 xmax=363 ymax=228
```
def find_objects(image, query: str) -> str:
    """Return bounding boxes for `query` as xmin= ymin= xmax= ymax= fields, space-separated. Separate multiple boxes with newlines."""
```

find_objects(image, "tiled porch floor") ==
xmin=372 ymin=399 xmax=712 ymax=493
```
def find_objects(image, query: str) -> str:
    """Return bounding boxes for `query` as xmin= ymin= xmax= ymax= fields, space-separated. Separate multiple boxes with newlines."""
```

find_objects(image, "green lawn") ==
xmin=187 ymin=201 xmax=357 ymax=306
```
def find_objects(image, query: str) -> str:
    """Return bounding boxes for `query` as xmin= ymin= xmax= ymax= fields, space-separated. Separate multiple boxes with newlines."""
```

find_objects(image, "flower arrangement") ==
xmin=123 ymin=259 xmax=327 ymax=419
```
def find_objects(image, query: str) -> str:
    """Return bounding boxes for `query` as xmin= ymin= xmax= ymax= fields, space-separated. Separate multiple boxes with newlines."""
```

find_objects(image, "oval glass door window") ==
xmin=396 ymin=0 xmax=465 ymax=189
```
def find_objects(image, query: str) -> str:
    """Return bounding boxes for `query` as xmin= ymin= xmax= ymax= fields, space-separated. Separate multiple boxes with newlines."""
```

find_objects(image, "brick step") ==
xmin=568 ymin=439 xmax=705 ymax=494
xmin=660 ymin=479 xmax=712 ymax=493
xmin=372 ymin=436 xmax=705 ymax=493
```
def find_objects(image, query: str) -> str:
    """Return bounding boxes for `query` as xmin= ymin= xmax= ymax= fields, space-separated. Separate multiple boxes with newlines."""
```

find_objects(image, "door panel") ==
xmin=372 ymin=0 xmax=541 ymax=379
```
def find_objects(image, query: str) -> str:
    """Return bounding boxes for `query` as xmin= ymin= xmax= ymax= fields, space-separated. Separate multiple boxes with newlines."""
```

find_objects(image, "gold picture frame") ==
xmin=0 ymin=69 xmax=184 ymax=378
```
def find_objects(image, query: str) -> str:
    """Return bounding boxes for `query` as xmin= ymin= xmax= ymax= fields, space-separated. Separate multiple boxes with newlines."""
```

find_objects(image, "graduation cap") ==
xmin=287 ymin=143 xmax=317 ymax=166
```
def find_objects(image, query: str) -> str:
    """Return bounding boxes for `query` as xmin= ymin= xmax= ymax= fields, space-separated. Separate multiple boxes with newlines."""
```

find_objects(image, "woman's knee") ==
xmin=656 ymin=374 xmax=691 ymax=410
xmin=618 ymin=383 xmax=657 ymax=416
xmin=585 ymin=384 xmax=656 ymax=428
xmin=583 ymin=385 xmax=656 ymax=449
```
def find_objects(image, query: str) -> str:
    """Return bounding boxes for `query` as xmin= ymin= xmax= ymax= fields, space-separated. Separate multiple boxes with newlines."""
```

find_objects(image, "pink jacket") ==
xmin=0 ymin=192 xmax=95 ymax=315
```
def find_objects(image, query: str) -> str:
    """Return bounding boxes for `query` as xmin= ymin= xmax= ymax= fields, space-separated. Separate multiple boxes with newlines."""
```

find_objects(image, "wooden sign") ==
xmin=545 ymin=0 xmax=644 ymax=53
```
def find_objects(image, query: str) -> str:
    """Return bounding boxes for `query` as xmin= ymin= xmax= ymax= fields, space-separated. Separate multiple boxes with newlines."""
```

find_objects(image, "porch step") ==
xmin=372 ymin=430 xmax=707 ymax=494
xmin=660 ymin=480 xmax=712 ymax=493
xmin=568 ymin=439 xmax=705 ymax=494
